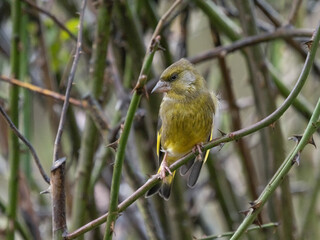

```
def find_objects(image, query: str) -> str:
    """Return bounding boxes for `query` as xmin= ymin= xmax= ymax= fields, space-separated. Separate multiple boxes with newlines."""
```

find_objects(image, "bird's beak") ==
xmin=151 ymin=80 xmax=171 ymax=93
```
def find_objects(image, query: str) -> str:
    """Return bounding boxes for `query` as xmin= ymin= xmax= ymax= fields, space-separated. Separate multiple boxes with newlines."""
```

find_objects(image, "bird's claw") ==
xmin=159 ymin=161 xmax=172 ymax=179
xmin=193 ymin=144 xmax=203 ymax=160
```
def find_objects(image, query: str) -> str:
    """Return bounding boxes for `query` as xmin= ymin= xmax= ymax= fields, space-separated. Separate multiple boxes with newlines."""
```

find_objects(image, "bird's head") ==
xmin=151 ymin=58 xmax=205 ymax=98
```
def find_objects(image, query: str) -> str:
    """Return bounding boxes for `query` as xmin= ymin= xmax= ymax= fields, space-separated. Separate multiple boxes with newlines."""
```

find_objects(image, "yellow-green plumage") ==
xmin=146 ymin=58 xmax=217 ymax=200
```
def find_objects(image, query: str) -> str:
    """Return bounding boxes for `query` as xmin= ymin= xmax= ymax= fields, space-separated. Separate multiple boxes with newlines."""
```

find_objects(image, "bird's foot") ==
xmin=159 ymin=159 xmax=172 ymax=180
xmin=193 ymin=144 xmax=203 ymax=161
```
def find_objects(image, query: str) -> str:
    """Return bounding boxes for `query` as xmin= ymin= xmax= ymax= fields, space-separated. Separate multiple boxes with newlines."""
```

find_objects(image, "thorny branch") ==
xmin=190 ymin=28 xmax=313 ymax=64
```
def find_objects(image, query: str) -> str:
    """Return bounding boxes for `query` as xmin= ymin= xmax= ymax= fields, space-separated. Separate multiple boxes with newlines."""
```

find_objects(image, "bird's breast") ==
xmin=159 ymin=95 xmax=214 ymax=158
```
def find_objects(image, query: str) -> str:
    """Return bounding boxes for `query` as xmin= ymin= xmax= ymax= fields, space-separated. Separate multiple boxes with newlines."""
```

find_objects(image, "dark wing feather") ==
xmin=180 ymin=158 xmax=195 ymax=175
xmin=156 ymin=118 xmax=164 ymax=166
xmin=145 ymin=119 xmax=163 ymax=198
xmin=145 ymin=182 xmax=162 ymax=198
xmin=187 ymin=126 xmax=214 ymax=187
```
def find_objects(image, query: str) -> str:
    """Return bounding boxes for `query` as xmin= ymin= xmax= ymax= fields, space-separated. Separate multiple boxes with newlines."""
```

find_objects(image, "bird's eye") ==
xmin=169 ymin=73 xmax=178 ymax=82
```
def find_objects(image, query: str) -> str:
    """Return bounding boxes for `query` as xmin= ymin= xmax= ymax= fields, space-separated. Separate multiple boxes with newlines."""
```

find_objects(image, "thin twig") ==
xmin=288 ymin=0 xmax=303 ymax=25
xmin=22 ymin=0 xmax=76 ymax=41
xmin=65 ymin=22 xmax=320 ymax=240
xmin=52 ymin=0 xmax=86 ymax=163
xmin=0 ymin=106 xmax=50 ymax=184
xmin=150 ymin=0 xmax=182 ymax=44
xmin=22 ymin=0 xmax=91 ymax=54
xmin=254 ymin=0 xmax=320 ymax=77
xmin=189 ymin=28 xmax=313 ymax=64
xmin=197 ymin=222 xmax=279 ymax=240
xmin=0 ymin=75 xmax=86 ymax=108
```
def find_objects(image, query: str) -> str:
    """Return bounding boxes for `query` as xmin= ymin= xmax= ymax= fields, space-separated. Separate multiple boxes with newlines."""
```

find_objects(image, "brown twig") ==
xmin=52 ymin=0 xmax=86 ymax=163
xmin=0 ymin=106 xmax=50 ymax=184
xmin=22 ymin=0 xmax=76 ymax=41
xmin=288 ymin=0 xmax=303 ymax=25
xmin=211 ymin=27 xmax=260 ymax=200
xmin=0 ymin=75 xmax=86 ymax=108
xmin=0 ymin=75 xmax=111 ymax=133
xmin=150 ymin=0 xmax=182 ymax=47
xmin=51 ymin=0 xmax=87 ymax=238
xmin=189 ymin=28 xmax=313 ymax=64
xmin=254 ymin=0 xmax=320 ymax=77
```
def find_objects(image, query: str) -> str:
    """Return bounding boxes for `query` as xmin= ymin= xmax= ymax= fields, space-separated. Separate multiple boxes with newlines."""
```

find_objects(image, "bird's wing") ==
xmin=203 ymin=124 xmax=214 ymax=163
xmin=156 ymin=118 xmax=164 ymax=166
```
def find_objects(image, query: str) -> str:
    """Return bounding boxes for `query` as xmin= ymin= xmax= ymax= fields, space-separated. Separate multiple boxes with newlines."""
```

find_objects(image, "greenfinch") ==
xmin=146 ymin=58 xmax=217 ymax=200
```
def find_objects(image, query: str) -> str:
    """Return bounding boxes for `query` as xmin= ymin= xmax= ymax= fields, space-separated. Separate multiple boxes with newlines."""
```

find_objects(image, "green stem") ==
xmin=70 ymin=0 xmax=113 ymax=232
xmin=300 ymin=170 xmax=320 ymax=239
xmin=194 ymin=0 xmax=241 ymax=41
xmin=103 ymin=43 xmax=159 ymax=239
xmin=0 ymin=198 xmax=33 ymax=240
xmin=21 ymin=1 xmax=32 ymax=184
xmin=230 ymin=24 xmax=320 ymax=240
xmin=7 ymin=0 xmax=22 ymax=239
xmin=268 ymin=63 xmax=315 ymax=121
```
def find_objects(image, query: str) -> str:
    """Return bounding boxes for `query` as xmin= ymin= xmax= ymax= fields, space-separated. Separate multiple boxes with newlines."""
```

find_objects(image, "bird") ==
xmin=145 ymin=58 xmax=218 ymax=200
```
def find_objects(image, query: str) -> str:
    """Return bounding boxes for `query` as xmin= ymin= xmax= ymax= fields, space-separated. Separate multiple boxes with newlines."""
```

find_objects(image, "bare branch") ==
xmin=52 ymin=0 xmax=87 ymax=163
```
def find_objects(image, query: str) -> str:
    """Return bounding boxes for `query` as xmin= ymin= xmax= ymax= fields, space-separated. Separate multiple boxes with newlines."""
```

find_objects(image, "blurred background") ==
xmin=0 ymin=0 xmax=320 ymax=239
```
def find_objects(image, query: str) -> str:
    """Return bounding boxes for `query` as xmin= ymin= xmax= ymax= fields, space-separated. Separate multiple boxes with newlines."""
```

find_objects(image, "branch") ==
xmin=51 ymin=0 xmax=87 ymax=239
xmin=0 ymin=106 xmax=50 ymax=184
xmin=22 ymin=0 xmax=91 ymax=54
xmin=254 ymin=0 xmax=320 ymax=77
xmin=189 ymin=28 xmax=313 ymax=64
xmin=0 ymin=75 xmax=110 ymax=134
xmin=196 ymin=222 xmax=279 ymax=240
xmin=52 ymin=0 xmax=86 ymax=163
xmin=0 ymin=75 xmax=86 ymax=108
xmin=65 ymin=23 xmax=320 ymax=239
xmin=288 ymin=0 xmax=303 ymax=25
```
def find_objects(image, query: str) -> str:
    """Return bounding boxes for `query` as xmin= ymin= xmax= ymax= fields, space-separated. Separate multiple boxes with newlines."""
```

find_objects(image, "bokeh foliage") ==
xmin=0 ymin=0 xmax=319 ymax=239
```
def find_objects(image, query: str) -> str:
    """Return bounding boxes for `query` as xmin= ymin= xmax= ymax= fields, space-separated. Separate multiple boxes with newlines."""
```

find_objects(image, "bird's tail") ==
xmin=145 ymin=171 xmax=176 ymax=200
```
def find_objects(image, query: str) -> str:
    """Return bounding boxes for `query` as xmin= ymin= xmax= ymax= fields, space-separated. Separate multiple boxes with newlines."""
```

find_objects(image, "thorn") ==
xmin=309 ymin=137 xmax=317 ymax=148
xmin=239 ymin=209 xmax=251 ymax=216
xmin=133 ymin=75 xmax=148 ymax=94
xmin=288 ymin=135 xmax=302 ymax=143
xmin=292 ymin=152 xmax=301 ymax=166
xmin=304 ymin=40 xmax=313 ymax=51
xmin=249 ymin=200 xmax=262 ymax=210
xmin=106 ymin=139 xmax=119 ymax=151
xmin=40 ymin=186 xmax=51 ymax=195
xmin=218 ymin=129 xmax=226 ymax=136
xmin=157 ymin=44 xmax=166 ymax=52
xmin=253 ymin=218 xmax=262 ymax=228
xmin=288 ymin=134 xmax=316 ymax=148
